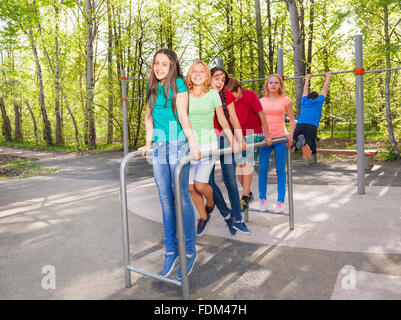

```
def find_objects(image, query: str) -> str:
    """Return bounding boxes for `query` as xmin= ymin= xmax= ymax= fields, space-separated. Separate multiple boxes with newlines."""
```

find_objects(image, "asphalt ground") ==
xmin=0 ymin=146 xmax=400 ymax=300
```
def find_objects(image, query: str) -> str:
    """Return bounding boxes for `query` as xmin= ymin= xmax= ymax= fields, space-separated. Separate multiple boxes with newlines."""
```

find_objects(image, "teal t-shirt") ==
xmin=189 ymin=89 xmax=222 ymax=146
xmin=148 ymin=78 xmax=188 ymax=142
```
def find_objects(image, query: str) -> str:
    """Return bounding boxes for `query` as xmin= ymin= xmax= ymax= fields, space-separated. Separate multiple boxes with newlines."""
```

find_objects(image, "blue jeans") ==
xmin=208 ymin=135 xmax=242 ymax=223
xmin=152 ymin=140 xmax=196 ymax=255
xmin=258 ymin=138 xmax=287 ymax=203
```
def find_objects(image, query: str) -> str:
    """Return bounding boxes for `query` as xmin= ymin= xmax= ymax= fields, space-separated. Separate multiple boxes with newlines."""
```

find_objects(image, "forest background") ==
xmin=0 ymin=0 xmax=400 ymax=159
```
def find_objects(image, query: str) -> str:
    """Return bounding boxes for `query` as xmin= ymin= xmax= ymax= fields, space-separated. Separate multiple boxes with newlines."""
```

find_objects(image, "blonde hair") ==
xmin=264 ymin=74 xmax=286 ymax=97
xmin=186 ymin=60 xmax=211 ymax=94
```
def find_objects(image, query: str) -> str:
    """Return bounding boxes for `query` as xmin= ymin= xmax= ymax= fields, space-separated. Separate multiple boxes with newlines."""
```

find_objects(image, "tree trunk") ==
xmin=197 ymin=1 xmax=202 ymax=60
xmin=284 ymin=0 xmax=305 ymax=117
xmin=249 ymin=45 xmax=256 ymax=91
xmin=26 ymin=101 xmax=38 ymax=144
xmin=112 ymin=3 xmax=123 ymax=78
xmin=78 ymin=74 xmax=88 ymax=145
xmin=33 ymin=0 xmax=63 ymax=145
xmin=306 ymin=0 xmax=314 ymax=75
xmin=266 ymin=0 xmax=274 ymax=75
xmin=28 ymin=27 xmax=52 ymax=145
xmin=132 ymin=18 xmax=146 ymax=149
xmin=321 ymin=0 xmax=330 ymax=128
xmin=14 ymin=103 xmax=22 ymax=141
xmin=255 ymin=0 xmax=264 ymax=95
xmin=298 ymin=0 xmax=306 ymax=68
xmin=226 ymin=0 xmax=235 ymax=75
xmin=54 ymin=2 xmax=63 ymax=145
xmin=107 ymin=0 xmax=114 ymax=144
xmin=62 ymin=92 xmax=80 ymax=149
xmin=0 ymin=97 xmax=13 ymax=142
xmin=167 ymin=0 xmax=173 ymax=49
xmin=383 ymin=4 xmax=399 ymax=156
xmin=196 ymin=2 xmax=203 ymax=60
xmin=322 ymin=46 xmax=331 ymax=128
xmin=239 ymin=0 xmax=243 ymax=80
xmin=86 ymin=0 xmax=96 ymax=149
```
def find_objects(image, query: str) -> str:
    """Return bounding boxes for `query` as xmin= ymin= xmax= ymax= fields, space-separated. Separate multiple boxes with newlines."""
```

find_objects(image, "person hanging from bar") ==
xmin=226 ymin=78 xmax=272 ymax=217
xmin=291 ymin=72 xmax=332 ymax=159
xmin=185 ymin=61 xmax=241 ymax=240
xmin=138 ymin=49 xmax=201 ymax=279
xmin=208 ymin=66 xmax=252 ymax=235
xmin=258 ymin=74 xmax=295 ymax=213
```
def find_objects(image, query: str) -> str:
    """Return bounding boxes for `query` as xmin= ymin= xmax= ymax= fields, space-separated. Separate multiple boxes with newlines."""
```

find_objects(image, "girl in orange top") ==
xmin=258 ymin=74 xmax=295 ymax=213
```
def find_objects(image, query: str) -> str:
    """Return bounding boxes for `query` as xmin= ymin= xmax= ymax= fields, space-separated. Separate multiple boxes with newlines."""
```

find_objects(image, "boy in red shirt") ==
xmin=227 ymin=78 xmax=272 ymax=215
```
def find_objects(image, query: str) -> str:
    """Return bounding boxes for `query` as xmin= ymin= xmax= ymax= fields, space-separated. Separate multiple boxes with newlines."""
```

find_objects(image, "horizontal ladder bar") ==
xmin=239 ymin=67 xmax=401 ymax=83
xmin=126 ymin=265 xmax=182 ymax=287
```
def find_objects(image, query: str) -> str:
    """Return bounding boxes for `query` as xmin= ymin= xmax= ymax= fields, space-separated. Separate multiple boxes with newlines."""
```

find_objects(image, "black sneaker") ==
xmin=196 ymin=214 xmax=210 ymax=236
xmin=248 ymin=192 xmax=254 ymax=203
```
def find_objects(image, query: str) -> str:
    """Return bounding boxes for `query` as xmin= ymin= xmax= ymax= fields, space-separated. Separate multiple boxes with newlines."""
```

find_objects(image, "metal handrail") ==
xmin=119 ymin=137 xmax=294 ymax=300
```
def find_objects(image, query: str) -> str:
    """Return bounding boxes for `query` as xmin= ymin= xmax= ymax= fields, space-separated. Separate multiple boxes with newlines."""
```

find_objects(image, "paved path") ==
xmin=0 ymin=146 xmax=400 ymax=300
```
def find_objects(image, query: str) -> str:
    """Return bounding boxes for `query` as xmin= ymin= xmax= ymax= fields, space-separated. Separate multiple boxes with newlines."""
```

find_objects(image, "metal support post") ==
xmin=287 ymin=148 xmax=294 ymax=230
xmin=277 ymin=49 xmax=284 ymax=75
xmin=173 ymin=161 xmax=190 ymax=300
xmin=120 ymin=150 xmax=182 ymax=290
xmin=355 ymin=34 xmax=365 ymax=194
xmin=120 ymin=151 xmax=141 ymax=288
xmin=121 ymin=70 xmax=129 ymax=156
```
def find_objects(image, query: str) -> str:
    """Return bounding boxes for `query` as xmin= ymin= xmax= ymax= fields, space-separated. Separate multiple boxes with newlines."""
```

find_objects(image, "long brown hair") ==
xmin=146 ymin=49 xmax=184 ymax=117
xmin=211 ymin=67 xmax=233 ymax=131
xmin=210 ymin=67 xmax=229 ymax=106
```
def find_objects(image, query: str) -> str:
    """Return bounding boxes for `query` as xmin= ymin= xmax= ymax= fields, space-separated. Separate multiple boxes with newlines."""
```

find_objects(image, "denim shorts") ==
xmin=189 ymin=141 xmax=217 ymax=184
xmin=234 ymin=133 xmax=264 ymax=166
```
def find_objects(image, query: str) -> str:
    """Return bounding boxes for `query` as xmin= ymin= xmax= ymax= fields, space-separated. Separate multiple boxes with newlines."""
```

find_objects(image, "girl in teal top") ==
xmin=139 ymin=49 xmax=200 ymax=280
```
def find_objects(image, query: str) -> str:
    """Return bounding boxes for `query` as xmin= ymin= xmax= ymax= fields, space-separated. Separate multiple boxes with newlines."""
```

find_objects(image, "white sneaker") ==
xmin=274 ymin=202 xmax=284 ymax=213
xmin=259 ymin=199 xmax=267 ymax=212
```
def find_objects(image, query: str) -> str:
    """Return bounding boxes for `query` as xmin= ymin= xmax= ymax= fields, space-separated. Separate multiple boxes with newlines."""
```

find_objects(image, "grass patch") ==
xmin=0 ymin=141 xmax=125 ymax=154
xmin=316 ymin=130 xmax=382 ymax=140
xmin=96 ymin=143 xmax=124 ymax=153
xmin=0 ymin=156 xmax=58 ymax=180
xmin=0 ymin=141 xmax=77 ymax=152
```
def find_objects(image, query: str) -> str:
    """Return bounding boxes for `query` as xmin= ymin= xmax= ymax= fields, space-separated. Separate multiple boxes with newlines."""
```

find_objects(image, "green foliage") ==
xmin=0 ymin=140 xmax=78 ymax=151
xmin=0 ymin=0 xmax=399 ymax=159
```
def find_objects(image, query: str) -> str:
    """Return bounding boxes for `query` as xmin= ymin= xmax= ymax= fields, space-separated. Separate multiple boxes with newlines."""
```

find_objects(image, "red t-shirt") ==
xmin=233 ymin=89 xmax=263 ymax=136
xmin=213 ymin=88 xmax=236 ymax=134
